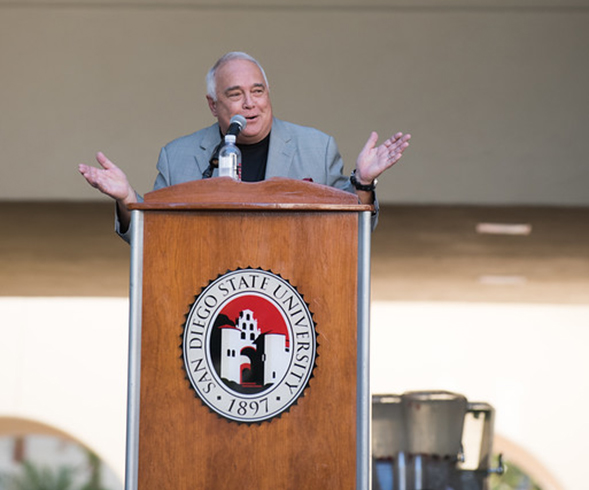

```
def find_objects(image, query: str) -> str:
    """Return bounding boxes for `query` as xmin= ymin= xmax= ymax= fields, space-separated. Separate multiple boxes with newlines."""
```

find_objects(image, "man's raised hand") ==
xmin=78 ymin=152 xmax=137 ymax=207
xmin=355 ymin=131 xmax=411 ymax=185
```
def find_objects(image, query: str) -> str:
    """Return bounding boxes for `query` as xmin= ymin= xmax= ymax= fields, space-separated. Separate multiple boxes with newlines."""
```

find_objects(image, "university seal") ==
xmin=182 ymin=268 xmax=317 ymax=423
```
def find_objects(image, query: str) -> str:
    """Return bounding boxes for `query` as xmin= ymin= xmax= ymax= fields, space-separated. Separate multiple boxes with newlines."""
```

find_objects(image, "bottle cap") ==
xmin=224 ymin=134 xmax=237 ymax=143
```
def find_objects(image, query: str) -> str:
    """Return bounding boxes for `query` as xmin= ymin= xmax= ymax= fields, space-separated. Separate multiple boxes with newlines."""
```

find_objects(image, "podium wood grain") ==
xmin=132 ymin=179 xmax=368 ymax=489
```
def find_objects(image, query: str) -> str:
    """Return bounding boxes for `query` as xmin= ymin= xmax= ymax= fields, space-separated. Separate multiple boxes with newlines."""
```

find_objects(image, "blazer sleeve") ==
xmin=113 ymin=148 xmax=173 ymax=244
xmin=325 ymin=135 xmax=379 ymax=231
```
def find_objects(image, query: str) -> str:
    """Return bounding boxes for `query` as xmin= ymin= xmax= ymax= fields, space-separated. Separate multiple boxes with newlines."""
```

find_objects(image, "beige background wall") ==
xmin=1 ymin=0 xmax=588 ymax=204
xmin=2 ymin=3 xmax=588 ymax=489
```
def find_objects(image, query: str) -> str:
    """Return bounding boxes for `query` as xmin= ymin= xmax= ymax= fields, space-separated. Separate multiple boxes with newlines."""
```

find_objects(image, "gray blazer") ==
xmin=152 ymin=118 xmax=353 ymax=192
xmin=117 ymin=118 xmax=377 ymax=241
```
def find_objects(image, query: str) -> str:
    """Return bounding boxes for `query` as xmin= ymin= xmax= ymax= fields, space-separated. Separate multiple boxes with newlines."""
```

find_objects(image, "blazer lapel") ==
xmin=265 ymin=118 xmax=295 ymax=179
xmin=196 ymin=123 xmax=222 ymax=176
xmin=193 ymin=119 xmax=293 ymax=179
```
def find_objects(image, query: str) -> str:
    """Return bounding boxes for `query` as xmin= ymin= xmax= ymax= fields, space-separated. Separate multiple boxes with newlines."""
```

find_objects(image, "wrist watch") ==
xmin=350 ymin=169 xmax=377 ymax=192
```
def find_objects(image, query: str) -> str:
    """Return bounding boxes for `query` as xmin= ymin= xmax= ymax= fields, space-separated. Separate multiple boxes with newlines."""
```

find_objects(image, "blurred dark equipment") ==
xmin=372 ymin=391 xmax=504 ymax=490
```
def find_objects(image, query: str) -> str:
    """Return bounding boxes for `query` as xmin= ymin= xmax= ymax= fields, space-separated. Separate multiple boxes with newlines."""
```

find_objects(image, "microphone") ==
xmin=226 ymin=114 xmax=247 ymax=137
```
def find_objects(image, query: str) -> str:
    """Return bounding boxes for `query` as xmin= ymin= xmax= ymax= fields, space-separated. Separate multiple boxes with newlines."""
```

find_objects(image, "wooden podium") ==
xmin=125 ymin=178 xmax=373 ymax=490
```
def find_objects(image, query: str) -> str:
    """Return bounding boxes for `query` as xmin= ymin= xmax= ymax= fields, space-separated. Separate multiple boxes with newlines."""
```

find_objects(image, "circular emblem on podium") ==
xmin=182 ymin=268 xmax=317 ymax=424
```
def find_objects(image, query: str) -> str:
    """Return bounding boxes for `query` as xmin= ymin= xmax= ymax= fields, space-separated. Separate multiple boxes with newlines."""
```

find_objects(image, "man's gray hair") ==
xmin=206 ymin=52 xmax=270 ymax=101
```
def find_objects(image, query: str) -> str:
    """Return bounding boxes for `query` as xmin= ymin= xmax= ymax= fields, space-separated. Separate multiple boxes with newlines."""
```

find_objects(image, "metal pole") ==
xmin=357 ymin=211 xmax=372 ymax=490
xmin=414 ymin=454 xmax=423 ymax=490
xmin=125 ymin=210 xmax=144 ymax=490
xmin=397 ymin=451 xmax=407 ymax=490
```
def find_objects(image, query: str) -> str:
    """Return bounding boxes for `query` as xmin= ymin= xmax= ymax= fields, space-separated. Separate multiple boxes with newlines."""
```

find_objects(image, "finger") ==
xmin=360 ymin=131 xmax=379 ymax=154
xmin=383 ymin=132 xmax=403 ymax=147
xmin=78 ymin=166 xmax=100 ymax=188
xmin=391 ymin=152 xmax=403 ymax=164
xmin=398 ymin=134 xmax=411 ymax=147
xmin=96 ymin=151 xmax=117 ymax=170
xmin=387 ymin=137 xmax=410 ymax=155
xmin=389 ymin=143 xmax=409 ymax=163
xmin=385 ymin=132 xmax=411 ymax=148
xmin=78 ymin=164 xmax=100 ymax=183
xmin=392 ymin=140 xmax=410 ymax=152
xmin=388 ymin=146 xmax=409 ymax=163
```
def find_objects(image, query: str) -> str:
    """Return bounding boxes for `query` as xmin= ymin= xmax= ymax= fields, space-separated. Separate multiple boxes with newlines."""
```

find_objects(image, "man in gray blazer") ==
xmin=79 ymin=52 xmax=411 ymax=240
xmin=153 ymin=117 xmax=350 ymax=192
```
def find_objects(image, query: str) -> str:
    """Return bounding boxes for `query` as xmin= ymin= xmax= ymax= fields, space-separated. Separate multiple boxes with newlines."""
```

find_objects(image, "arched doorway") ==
xmin=0 ymin=417 xmax=122 ymax=490
xmin=491 ymin=434 xmax=564 ymax=490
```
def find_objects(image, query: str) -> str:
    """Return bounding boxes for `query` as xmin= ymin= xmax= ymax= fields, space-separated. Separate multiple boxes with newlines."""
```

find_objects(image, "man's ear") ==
xmin=206 ymin=95 xmax=217 ymax=117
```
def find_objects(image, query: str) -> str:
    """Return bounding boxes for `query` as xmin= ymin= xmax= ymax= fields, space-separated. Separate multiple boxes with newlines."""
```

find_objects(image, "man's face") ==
xmin=207 ymin=59 xmax=273 ymax=145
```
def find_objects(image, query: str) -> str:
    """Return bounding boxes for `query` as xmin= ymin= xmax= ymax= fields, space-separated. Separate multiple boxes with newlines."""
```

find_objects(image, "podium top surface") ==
xmin=129 ymin=177 xmax=372 ymax=212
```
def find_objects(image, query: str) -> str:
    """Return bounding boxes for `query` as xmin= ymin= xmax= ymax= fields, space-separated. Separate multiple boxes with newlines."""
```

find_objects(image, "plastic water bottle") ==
xmin=218 ymin=134 xmax=241 ymax=181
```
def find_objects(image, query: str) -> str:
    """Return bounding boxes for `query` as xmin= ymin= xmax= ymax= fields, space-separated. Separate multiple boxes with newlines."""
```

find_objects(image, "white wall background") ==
xmin=1 ymin=297 xmax=587 ymax=489
xmin=371 ymin=302 xmax=589 ymax=490
xmin=0 ymin=298 xmax=128 ymax=487
xmin=1 ymin=0 xmax=588 ymax=204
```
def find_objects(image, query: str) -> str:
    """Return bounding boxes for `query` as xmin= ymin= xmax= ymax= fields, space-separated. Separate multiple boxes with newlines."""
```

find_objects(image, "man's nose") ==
xmin=242 ymin=93 xmax=254 ymax=109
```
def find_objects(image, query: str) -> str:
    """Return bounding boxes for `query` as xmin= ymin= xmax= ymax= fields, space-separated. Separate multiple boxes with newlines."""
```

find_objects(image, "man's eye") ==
xmin=228 ymin=92 xmax=241 ymax=99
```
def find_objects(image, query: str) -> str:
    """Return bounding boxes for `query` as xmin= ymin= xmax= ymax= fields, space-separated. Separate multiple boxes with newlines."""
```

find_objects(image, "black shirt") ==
xmin=237 ymin=133 xmax=270 ymax=182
